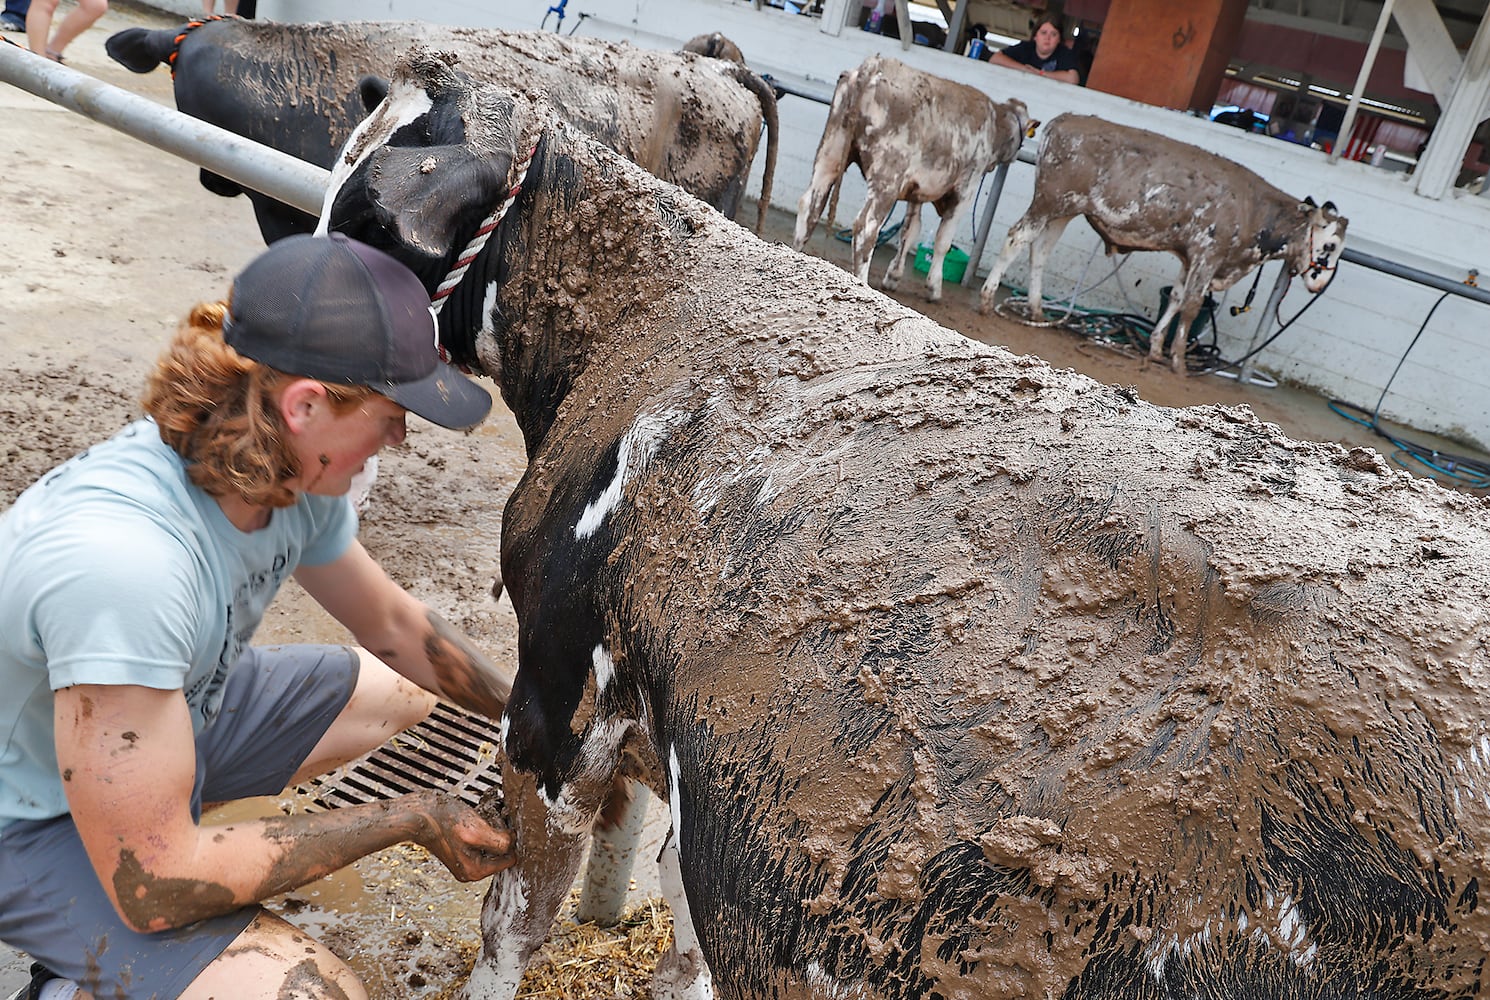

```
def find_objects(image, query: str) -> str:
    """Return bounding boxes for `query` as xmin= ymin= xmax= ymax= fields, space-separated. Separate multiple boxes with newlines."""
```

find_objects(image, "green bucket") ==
xmin=912 ymin=243 xmax=970 ymax=283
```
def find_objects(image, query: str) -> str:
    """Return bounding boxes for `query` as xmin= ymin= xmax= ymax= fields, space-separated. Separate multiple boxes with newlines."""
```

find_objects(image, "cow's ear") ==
xmin=368 ymin=144 xmax=512 ymax=258
xmin=358 ymin=75 xmax=390 ymax=114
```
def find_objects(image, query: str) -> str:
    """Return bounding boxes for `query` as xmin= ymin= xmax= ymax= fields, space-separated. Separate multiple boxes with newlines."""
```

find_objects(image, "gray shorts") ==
xmin=0 ymin=644 xmax=359 ymax=1000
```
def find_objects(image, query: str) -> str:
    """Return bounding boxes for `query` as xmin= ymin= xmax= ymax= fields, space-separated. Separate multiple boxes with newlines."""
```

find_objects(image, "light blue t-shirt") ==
xmin=0 ymin=419 xmax=358 ymax=830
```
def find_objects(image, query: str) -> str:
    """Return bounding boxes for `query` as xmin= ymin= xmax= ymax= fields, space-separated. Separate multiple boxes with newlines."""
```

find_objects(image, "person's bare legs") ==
xmin=28 ymin=0 xmax=106 ymax=60
xmin=201 ymin=0 xmax=238 ymax=12
xmin=24 ymin=0 xmax=57 ymax=59
xmin=181 ymin=911 xmax=368 ymax=1000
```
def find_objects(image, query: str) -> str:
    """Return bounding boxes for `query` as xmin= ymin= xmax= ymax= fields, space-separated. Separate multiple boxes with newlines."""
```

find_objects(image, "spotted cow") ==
xmin=794 ymin=53 xmax=1034 ymax=302
xmin=979 ymin=113 xmax=1348 ymax=373
xmin=323 ymin=48 xmax=1488 ymax=1000
xmin=105 ymin=17 xmax=779 ymax=241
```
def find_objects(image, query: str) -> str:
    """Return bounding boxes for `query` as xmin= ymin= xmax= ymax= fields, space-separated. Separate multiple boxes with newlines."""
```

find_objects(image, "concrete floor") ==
xmin=0 ymin=947 xmax=32 ymax=997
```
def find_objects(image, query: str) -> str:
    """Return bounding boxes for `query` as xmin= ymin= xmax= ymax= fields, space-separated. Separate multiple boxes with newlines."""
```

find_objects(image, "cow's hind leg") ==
xmin=979 ymin=211 xmax=1051 ymax=314
xmin=851 ymin=189 xmax=899 ymax=286
xmin=793 ymin=130 xmax=851 ymax=250
xmin=881 ymin=202 xmax=921 ymax=292
xmin=1024 ymin=215 xmax=1073 ymax=322
xmin=462 ymin=766 xmax=598 ymax=1000
xmin=793 ymin=176 xmax=839 ymax=251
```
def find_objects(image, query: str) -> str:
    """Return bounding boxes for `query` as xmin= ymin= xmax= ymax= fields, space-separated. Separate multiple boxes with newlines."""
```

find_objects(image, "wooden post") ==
xmin=1085 ymin=0 xmax=1249 ymax=111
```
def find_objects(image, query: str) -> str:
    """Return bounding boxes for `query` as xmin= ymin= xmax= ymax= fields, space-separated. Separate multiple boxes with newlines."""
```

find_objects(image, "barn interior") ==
xmin=858 ymin=0 xmax=1490 ymax=194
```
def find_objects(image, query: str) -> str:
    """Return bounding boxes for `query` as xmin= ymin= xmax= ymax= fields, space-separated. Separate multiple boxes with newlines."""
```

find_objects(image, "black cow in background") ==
xmin=105 ymin=18 xmax=778 ymax=242
xmin=321 ymin=46 xmax=1490 ymax=1000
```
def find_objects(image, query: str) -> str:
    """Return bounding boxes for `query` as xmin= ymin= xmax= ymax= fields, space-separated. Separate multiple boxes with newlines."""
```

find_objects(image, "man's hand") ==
xmin=409 ymin=791 xmax=515 ymax=881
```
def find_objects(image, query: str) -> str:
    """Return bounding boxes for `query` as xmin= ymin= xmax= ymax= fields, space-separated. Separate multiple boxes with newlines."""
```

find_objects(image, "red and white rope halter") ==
xmin=431 ymin=123 xmax=545 ymax=320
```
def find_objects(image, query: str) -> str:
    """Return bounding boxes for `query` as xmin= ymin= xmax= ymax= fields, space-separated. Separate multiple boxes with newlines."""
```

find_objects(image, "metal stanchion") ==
xmin=0 ymin=40 xmax=327 ymax=213
xmin=1236 ymin=265 xmax=1292 ymax=388
xmin=963 ymin=161 xmax=1008 ymax=287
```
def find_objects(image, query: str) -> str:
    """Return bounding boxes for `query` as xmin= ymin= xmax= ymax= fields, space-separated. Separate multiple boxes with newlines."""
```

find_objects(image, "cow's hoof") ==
xmin=882 ymin=275 xmax=901 ymax=291
xmin=926 ymin=288 xmax=943 ymax=303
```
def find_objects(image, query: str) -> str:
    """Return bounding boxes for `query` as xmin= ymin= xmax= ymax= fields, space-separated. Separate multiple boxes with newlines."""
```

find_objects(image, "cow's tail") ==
xmin=104 ymin=25 xmax=188 ymax=73
xmin=727 ymin=66 xmax=780 ymax=236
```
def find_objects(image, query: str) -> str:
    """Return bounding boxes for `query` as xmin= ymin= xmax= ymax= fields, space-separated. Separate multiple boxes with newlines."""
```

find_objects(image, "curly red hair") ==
xmin=142 ymin=300 xmax=376 ymax=508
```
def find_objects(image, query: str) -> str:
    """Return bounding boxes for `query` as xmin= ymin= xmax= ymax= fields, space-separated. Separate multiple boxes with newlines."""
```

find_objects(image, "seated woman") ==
xmin=988 ymin=16 xmax=1080 ymax=84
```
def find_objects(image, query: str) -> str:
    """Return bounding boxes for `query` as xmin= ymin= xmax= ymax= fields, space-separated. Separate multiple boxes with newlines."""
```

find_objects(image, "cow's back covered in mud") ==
xmin=106 ymin=18 xmax=776 ymax=240
xmin=322 ymin=51 xmax=1490 ymax=999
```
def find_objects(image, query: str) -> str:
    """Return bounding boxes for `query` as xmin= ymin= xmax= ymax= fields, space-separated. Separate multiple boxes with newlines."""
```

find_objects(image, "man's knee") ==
xmin=350 ymin=647 xmax=438 ymax=732
xmin=181 ymin=911 xmax=367 ymax=1000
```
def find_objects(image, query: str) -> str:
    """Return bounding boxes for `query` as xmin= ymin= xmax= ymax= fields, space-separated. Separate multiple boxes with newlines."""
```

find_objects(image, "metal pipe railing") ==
xmin=0 ymin=39 xmax=328 ymax=214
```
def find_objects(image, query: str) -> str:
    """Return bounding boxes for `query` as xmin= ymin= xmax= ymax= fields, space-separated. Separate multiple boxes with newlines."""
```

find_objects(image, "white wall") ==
xmin=190 ymin=0 xmax=1489 ymax=451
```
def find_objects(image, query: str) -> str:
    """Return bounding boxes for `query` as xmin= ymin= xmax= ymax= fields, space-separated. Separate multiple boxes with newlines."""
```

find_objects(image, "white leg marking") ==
xmin=537 ymin=717 xmax=633 ymax=834
xmin=651 ymin=747 xmax=714 ymax=1000
xmin=464 ymin=872 xmax=531 ymax=1000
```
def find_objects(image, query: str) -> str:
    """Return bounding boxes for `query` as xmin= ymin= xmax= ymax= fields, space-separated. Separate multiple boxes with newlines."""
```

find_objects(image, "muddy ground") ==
xmin=3 ymin=3 xmax=1486 ymax=996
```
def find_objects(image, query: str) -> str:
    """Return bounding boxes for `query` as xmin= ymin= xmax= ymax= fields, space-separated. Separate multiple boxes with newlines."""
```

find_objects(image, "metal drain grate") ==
xmin=300 ymin=702 xmax=504 ymax=811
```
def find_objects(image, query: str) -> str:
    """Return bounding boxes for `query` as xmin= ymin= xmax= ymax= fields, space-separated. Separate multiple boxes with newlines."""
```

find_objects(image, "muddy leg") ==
xmin=882 ymin=202 xmax=921 ymax=292
xmin=923 ymin=204 xmax=966 ymax=303
xmin=1024 ymin=216 xmax=1072 ymax=322
xmin=1153 ymin=267 xmax=1209 ymax=373
xmin=649 ymin=829 xmax=714 ymax=999
xmin=851 ymin=191 xmax=898 ymax=286
xmin=462 ymin=767 xmax=593 ymax=1000
xmin=793 ymin=176 xmax=837 ymax=250
xmin=979 ymin=213 xmax=1044 ymax=314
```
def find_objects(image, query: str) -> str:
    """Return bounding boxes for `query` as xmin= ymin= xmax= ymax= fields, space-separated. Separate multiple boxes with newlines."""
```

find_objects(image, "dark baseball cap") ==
xmin=222 ymin=233 xmax=492 ymax=430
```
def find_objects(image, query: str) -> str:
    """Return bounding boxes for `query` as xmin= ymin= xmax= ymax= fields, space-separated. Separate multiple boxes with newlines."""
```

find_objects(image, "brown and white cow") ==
xmin=324 ymin=49 xmax=1488 ymax=1000
xmin=794 ymin=54 xmax=1033 ymax=302
xmin=105 ymin=17 xmax=779 ymax=241
xmin=979 ymin=113 xmax=1348 ymax=373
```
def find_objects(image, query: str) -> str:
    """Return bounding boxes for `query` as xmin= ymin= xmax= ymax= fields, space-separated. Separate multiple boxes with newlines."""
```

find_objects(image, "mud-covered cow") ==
xmin=105 ymin=17 xmax=778 ymax=241
xmin=680 ymin=31 xmax=746 ymax=64
xmin=324 ymin=48 xmax=1488 ymax=1000
xmin=794 ymin=53 xmax=1033 ymax=302
xmin=979 ymin=113 xmax=1347 ymax=373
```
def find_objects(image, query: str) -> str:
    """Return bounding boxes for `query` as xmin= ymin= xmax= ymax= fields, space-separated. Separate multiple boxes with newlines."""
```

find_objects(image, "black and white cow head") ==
xmin=1292 ymin=197 xmax=1348 ymax=293
xmin=318 ymin=48 xmax=535 ymax=274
